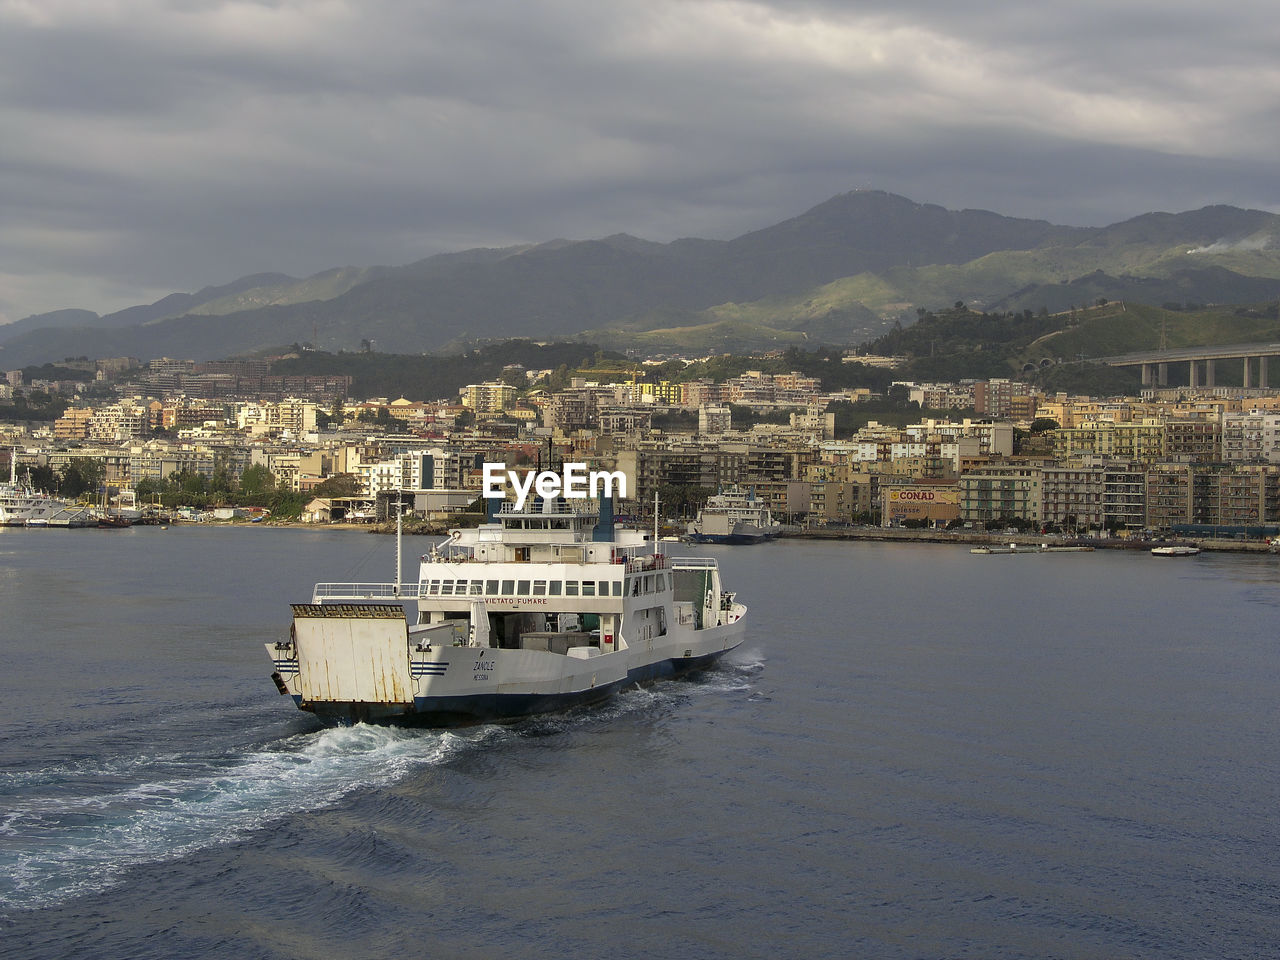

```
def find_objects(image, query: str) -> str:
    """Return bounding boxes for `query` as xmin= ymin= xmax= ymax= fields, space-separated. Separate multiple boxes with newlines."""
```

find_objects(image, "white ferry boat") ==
xmin=685 ymin=488 xmax=781 ymax=545
xmin=0 ymin=454 xmax=65 ymax=526
xmin=267 ymin=497 xmax=748 ymax=725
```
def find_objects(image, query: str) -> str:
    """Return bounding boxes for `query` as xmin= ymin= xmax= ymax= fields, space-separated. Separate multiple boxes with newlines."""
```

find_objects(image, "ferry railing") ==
xmin=623 ymin=552 xmax=668 ymax=573
xmin=311 ymin=582 xmax=420 ymax=602
xmin=496 ymin=499 xmax=598 ymax=516
xmin=669 ymin=557 xmax=717 ymax=569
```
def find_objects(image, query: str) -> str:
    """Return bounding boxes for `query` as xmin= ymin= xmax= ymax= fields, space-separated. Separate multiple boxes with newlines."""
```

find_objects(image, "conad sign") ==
xmin=887 ymin=489 xmax=959 ymax=505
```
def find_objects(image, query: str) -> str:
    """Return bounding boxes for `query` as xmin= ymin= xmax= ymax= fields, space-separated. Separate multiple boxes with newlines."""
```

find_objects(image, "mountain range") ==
xmin=4 ymin=190 xmax=1280 ymax=368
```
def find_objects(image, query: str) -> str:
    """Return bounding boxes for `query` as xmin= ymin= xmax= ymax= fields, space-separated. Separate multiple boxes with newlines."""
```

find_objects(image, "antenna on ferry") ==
xmin=394 ymin=489 xmax=403 ymax=598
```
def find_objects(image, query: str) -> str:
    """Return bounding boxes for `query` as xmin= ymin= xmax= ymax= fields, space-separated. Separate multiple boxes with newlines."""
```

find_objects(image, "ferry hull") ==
xmin=270 ymin=607 xmax=745 ymax=727
xmin=289 ymin=647 xmax=739 ymax=727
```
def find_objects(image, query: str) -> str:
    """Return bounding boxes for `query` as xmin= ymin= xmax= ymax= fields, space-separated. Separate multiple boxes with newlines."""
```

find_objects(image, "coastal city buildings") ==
xmin=9 ymin=357 xmax=1280 ymax=534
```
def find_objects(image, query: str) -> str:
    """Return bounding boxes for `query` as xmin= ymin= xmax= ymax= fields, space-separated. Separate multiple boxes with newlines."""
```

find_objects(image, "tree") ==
xmin=311 ymin=473 xmax=362 ymax=498
xmin=238 ymin=464 xmax=276 ymax=501
xmin=656 ymin=483 xmax=713 ymax=518
xmin=26 ymin=463 xmax=58 ymax=493
xmin=178 ymin=471 xmax=210 ymax=499
xmin=210 ymin=467 xmax=236 ymax=503
xmin=59 ymin=458 xmax=104 ymax=499
xmin=135 ymin=477 xmax=164 ymax=501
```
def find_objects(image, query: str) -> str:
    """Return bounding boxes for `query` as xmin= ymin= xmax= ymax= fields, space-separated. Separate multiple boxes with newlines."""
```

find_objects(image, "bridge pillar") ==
xmin=1206 ymin=359 xmax=1215 ymax=388
xmin=1141 ymin=363 xmax=1153 ymax=386
xmin=1158 ymin=362 xmax=1168 ymax=386
xmin=1189 ymin=360 xmax=1199 ymax=388
xmin=1262 ymin=357 xmax=1269 ymax=390
xmin=1244 ymin=357 xmax=1253 ymax=389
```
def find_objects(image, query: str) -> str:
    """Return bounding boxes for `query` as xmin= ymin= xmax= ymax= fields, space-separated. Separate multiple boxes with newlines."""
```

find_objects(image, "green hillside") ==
xmin=855 ymin=298 xmax=1280 ymax=388
xmin=181 ymin=266 xmax=388 ymax=318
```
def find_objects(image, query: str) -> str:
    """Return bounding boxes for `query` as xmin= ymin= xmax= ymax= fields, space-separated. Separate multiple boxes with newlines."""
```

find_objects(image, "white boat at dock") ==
xmin=1151 ymin=545 xmax=1200 ymax=557
xmin=0 ymin=452 xmax=68 ymax=527
xmin=267 ymin=496 xmax=748 ymax=725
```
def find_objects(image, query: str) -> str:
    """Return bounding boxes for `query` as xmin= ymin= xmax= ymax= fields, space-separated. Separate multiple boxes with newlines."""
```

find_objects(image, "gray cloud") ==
xmin=3 ymin=0 xmax=1279 ymax=323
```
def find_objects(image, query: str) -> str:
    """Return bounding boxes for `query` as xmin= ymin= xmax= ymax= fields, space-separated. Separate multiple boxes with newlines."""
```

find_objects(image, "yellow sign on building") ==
xmin=883 ymin=486 xmax=961 ymax=525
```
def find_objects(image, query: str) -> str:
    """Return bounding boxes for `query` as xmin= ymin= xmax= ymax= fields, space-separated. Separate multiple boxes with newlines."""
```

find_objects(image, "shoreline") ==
xmin=286 ymin=519 xmax=1276 ymax=554
xmin=775 ymin=526 xmax=1274 ymax=553
xmin=14 ymin=518 xmax=1271 ymax=553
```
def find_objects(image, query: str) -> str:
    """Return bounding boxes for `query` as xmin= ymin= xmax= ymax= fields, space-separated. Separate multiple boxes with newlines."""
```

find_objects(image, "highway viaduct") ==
xmin=1096 ymin=343 xmax=1280 ymax=388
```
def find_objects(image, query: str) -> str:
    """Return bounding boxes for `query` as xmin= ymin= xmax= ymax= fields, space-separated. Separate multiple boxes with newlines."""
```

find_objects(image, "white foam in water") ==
xmin=0 ymin=661 xmax=759 ymax=914
xmin=0 ymin=724 xmax=471 ymax=912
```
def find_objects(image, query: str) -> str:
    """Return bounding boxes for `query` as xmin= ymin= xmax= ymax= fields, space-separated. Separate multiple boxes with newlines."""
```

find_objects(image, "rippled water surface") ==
xmin=1 ymin=526 xmax=1277 ymax=958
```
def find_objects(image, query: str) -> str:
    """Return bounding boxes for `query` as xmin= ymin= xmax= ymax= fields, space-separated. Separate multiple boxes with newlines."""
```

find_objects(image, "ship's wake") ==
xmin=516 ymin=649 xmax=765 ymax=736
xmin=0 ymin=654 xmax=762 ymax=914
xmin=0 ymin=723 xmax=470 ymax=913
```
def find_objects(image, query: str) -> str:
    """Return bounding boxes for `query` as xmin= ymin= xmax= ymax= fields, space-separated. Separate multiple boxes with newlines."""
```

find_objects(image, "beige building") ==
xmin=881 ymin=483 xmax=961 ymax=527
xmin=461 ymin=382 xmax=518 ymax=416
xmin=53 ymin=406 xmax=93 ymax=440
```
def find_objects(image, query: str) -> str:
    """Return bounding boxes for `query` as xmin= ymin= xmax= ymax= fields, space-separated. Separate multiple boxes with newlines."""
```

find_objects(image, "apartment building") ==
xmin=1221 ymin=411 xmax=1280 ymax=463
xmin=1040 ymin=464 xmax=1104 ymax=529
xmin=460 ymin=382 xmax=518 ymax=416
xmin=958 ymin=465 xmax=1042 ymax=525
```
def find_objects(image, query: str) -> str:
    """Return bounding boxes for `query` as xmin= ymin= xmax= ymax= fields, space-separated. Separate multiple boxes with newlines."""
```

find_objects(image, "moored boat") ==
xmin=972 ymin=542 xmax=1095 ymax=555
xmin=267 ymin=496 xmax=748 ymax=725
xmin=685 ymin=488 xmax=780 ymax=544
xmin=0 ymin=453 xmax=66 ymax=526
xmin=1151 ymin=544 xmax=1200 ymax=557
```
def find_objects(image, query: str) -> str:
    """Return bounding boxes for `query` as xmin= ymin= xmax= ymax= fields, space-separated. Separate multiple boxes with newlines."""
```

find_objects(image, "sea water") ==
xmin=1 ymin=526 xmax=1277 ymax=958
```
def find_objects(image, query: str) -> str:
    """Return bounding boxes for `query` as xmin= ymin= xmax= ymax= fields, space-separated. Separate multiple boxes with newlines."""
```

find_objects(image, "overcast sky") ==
xmin=3 ymin=0 xmax=1279 ymax=323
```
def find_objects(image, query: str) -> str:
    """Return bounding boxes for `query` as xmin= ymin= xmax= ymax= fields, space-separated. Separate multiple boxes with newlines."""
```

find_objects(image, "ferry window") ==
xmin=582 ymin=582 xmax=596 ymax=597
xmin=631 ymin=578 xmax=640 ymax=597
xmin=469 ymin=580 xmax=483 ymax=596
xmin=565 ymin=581 xmax=579 ymax=596
xmin=441 ymin=581 xmax=454 ymax=596
xmin=602 ymin=581 xmax=615 ymax=596
xmin=428 ymin=579 xmax=441 ymax=595
xmin=655 ymin=574 xmax=665 ymax=591
xmin=487 ymin=579 xmax=499 ymax=594
xmin=501 ymin=579 xmax=515 ymax=595
xmin=517 ymin=580 xmax=531 ymax=596
xmin=549 ymin=581 xmax=563 ymax=596
xmin=533 ymin=580 xmax=547 ymax=596
xmin=644 ymin=575 xmax=653 ymax=592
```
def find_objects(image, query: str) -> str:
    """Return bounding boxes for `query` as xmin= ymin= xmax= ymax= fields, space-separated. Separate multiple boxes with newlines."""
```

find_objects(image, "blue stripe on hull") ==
xmin=293 ymin=649 xmax=733 ymax=727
